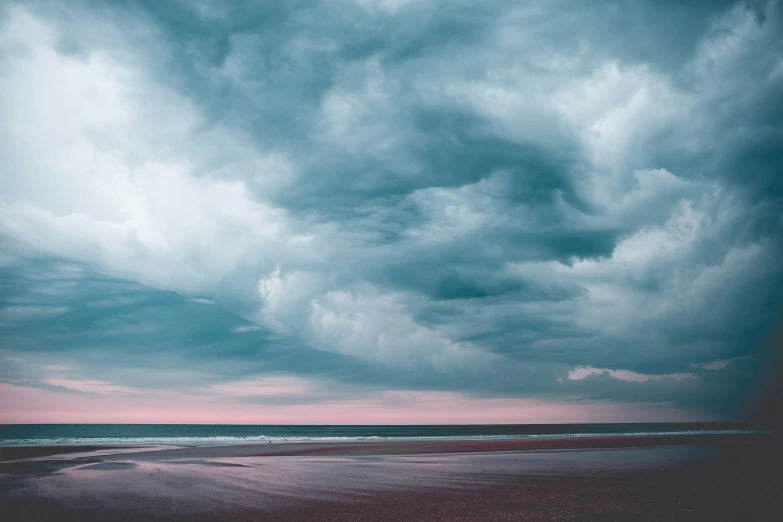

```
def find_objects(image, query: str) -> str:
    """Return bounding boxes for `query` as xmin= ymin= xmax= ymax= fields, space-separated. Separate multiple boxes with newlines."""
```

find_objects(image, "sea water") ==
xmin=0 ymin=423 xmax=767 ymax=446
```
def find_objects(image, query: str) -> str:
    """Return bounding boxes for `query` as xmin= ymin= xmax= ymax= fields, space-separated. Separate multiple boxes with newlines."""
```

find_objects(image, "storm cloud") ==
xmin=1 ymin=0 xmax=781 ymax=422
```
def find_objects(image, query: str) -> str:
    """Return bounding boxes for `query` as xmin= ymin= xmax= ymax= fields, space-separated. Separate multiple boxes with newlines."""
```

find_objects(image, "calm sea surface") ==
xmin=0 ymin=423 xmax=765 ymax=445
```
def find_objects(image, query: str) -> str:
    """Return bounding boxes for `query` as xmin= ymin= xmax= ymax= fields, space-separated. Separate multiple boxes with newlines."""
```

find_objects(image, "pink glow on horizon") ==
xmin=0 ymin=383 xmax=714 ymax=424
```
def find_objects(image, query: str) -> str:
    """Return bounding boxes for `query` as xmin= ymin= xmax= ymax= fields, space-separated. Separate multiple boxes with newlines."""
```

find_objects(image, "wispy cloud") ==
xmin=232 ymin=325 xmax=262 ymax=333
xmin=42 ymin=365 xmax=70 ymax=372
xmin=568 ymin=367 xmax=698 ymax=383
xmin=209 ymin=376 xmax=314 ymax=397
xmin=42 ymin=378 xmax=134 ymax=395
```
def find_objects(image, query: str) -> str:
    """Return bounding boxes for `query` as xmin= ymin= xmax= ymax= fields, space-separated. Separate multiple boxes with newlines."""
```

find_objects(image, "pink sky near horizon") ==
xmin=0 ymin=382 xmax=713 ymax=424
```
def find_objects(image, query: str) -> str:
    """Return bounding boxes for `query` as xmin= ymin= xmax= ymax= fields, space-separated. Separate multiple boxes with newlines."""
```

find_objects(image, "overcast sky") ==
xmin=1 ymin=0 xmax=781 ymax=424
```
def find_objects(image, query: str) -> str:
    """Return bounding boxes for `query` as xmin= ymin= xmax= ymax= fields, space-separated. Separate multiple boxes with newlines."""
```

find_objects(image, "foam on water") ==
xmin=0 ymin=429 xmax=768 ymax=446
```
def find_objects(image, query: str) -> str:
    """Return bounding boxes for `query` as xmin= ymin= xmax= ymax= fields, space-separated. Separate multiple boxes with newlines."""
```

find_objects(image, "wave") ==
xmin=0 ymin=430 xmax=769 ymax=445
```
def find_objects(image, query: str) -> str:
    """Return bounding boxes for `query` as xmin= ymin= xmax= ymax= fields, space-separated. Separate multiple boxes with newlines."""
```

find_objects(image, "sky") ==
xmin=1 ymin=0 xmax=782 ymax=424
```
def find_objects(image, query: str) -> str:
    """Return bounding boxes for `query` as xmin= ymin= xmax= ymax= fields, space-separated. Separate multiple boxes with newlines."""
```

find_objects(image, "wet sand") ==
xmin=1 ymin=432 xmax=780 ymax=521
xmin=0 ymin=445 xmax=142 ymax=461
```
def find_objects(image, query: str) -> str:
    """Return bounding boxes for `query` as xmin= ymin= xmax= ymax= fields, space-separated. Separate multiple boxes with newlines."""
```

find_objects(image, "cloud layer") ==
xmin=1 ymin=0 xmax=782 ymax=422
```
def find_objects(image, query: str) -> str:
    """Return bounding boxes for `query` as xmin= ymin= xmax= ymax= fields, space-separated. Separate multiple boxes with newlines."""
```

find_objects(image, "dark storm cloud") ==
xmin=0 ymin=251 xmax=558 ymax=398
xmin=1 ymin=0 xmax=782 ymax=417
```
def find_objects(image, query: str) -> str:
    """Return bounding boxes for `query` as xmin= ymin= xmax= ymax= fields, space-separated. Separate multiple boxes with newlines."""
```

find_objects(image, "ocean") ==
xmin=0 ymin=423 xmax=766 ymax=445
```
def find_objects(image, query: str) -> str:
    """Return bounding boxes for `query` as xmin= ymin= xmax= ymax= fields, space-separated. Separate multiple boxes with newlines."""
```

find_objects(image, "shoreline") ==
xmin=1 ymin=431 xmax=775 ymax=462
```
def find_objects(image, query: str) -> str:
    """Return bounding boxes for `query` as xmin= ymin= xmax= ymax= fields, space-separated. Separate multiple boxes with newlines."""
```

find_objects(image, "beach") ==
xmin=1 ymin=432 xmax=780 ymax=521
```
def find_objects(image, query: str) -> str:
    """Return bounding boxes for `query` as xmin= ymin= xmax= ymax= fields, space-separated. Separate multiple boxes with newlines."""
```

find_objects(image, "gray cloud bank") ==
xmin=1 ymin=0 xmax=782 ymax=418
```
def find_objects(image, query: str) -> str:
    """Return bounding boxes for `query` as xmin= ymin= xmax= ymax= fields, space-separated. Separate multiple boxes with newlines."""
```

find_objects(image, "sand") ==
xmin=1 ymin=432 xmax=780 ymax=521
